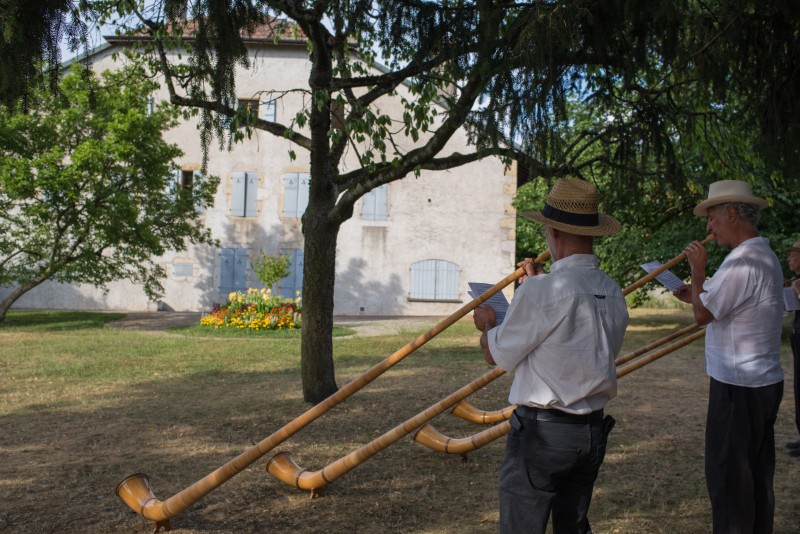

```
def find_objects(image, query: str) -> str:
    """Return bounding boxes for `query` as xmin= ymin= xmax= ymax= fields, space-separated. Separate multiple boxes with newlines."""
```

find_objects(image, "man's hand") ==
xmin=673 ymin=283 xmax=692 ymax=304
xmin=517 ymin=256 xmax=546 ymax=283
xmin=473 ymin=305 xmax=497 ymax=333
xmin=683 ymin=240 xmax=708 ymax=275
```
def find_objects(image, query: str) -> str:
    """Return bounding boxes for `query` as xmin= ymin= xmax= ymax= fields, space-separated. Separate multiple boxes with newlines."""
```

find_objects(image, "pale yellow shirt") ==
xmin=486 ymin=254 xmax=629 ymax=414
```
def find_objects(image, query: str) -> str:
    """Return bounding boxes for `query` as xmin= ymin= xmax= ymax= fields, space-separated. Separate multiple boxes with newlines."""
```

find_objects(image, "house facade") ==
xmin=5 ymin=30 xmax=518 ymax=317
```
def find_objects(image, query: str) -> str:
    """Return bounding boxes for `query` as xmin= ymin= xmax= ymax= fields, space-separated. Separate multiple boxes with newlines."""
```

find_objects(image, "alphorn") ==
xmin=115 ymin=252 xmax=551 ymax=531
xmin=447 ymin=236 xmax=713 ymax=426
xmin=451 ymin=400 xmax=515 ymax=424
xmin=267 ymin=366 xmax=507 ymax=495
xmin=448 ymin=321 xmax=703 ymax=425
xmin=415 ymin=325 xmax=706 ymax=455
xmin=266 ymin=237 xmax=713 ymax=485
xmin=415 ymin=237 xmax=713 ymax=454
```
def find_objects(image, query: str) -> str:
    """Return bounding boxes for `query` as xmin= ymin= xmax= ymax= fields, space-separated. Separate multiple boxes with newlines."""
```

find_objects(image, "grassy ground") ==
xmin=1 ymin=309 xmax=798 ymax=533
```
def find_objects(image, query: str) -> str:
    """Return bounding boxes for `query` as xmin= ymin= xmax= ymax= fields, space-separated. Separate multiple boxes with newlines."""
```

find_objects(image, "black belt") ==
xmin=515 ymin=405 xmax=604 ymax=424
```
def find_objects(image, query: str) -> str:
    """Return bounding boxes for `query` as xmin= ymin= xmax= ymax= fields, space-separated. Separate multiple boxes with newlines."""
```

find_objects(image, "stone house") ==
xmin=6 ymin=26 xmax=518 ymax=317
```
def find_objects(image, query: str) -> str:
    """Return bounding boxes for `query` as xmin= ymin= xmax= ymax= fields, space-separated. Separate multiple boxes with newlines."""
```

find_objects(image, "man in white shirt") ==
xmin=675 ymin=179 xmax=784 ymax=534
xmin=474 ymin=177 xmax=629 ymax=534
xmin=785 ymin=239 xmax=800 ymax=457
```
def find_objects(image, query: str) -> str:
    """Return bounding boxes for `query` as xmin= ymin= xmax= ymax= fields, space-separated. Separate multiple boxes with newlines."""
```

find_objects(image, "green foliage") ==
xmin=250 ymin=250 xmax=291 ymax=289
xmin=0 ymin=0 xmax=93 ymax=109
xmin=0 ymin=66 xmax=220 ymax=317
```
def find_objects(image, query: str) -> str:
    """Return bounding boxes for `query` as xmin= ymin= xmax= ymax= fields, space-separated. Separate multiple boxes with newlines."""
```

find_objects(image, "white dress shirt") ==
xmin=486 ymin=254 xmax=629 ymax=414
xmin=700 ymin=236 xmax=784 ymax=387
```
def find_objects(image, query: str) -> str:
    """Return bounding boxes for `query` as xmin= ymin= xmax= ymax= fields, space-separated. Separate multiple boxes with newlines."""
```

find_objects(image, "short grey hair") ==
xmin=715 ymin=202 xmax=761 ymax=227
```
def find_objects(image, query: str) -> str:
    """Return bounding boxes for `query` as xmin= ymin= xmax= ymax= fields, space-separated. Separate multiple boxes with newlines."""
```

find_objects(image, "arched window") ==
xmin=409 ymin=259 xmax=461 ymax=301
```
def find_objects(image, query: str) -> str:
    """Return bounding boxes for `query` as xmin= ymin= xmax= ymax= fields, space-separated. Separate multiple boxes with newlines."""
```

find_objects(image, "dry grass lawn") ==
xmin=1 ymin=309 xmax=799 ymax=533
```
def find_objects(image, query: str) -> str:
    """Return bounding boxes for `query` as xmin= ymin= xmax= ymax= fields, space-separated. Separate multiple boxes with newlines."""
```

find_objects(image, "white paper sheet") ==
xmin=640 ymin=260 xmax=686 ymax=292
xmin=468 ymin=282 xmax=510 ymax=325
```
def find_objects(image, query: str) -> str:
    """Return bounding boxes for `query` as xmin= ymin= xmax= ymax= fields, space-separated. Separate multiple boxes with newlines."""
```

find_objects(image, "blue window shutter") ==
xmin=220 ymin=248 xmax=235 ymax=291
xmin=436 ymin=260 xmax=460 ymax=300
xmin=231 ymin=172 xmax=246 ymax=216
xmin=164 ymin=168 xmax=179 ymax=198
xmin=410 ymin=259 xmax=434 ymax=299
xmin=298 ymin=173 xmax=310 ymax=217
xmin=194 ymin=171 xmax=206 ymax=214
xmin=294 ymin=249 xmax=304 ymax=297
xmin=245 ymin=172 xmax=258 ymax=216
xmin=233 ymin=249 xmax=248 ymax=290
xmin=280 ymin=248 xmax=304 ymax=298
xmin=361 ymin=189 xmax=376 ymax=220
xmin=261 ymin=99 xmax=276 ymax=122
xmin=410 ymin=259 xmax=459 ymax=300
xmin=374 ymin=184 xmax=388 ymax=220
xmin=283 ymin=173 xmax=298 ymax=217
xmin=362 ymin=184 xmax=388 ymax=221
xmin=222 ymin=97 xmax=236 ymax=129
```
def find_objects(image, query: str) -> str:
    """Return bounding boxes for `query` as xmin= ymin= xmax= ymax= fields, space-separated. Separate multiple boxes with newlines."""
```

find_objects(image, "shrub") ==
xmin=251 ymin=250 xmax=291 ymax=289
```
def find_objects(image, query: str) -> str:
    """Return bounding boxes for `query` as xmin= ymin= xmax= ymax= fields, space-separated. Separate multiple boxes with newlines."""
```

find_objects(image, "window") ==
xmin=219 ymin=248 xmax=249 ymax=292
xmin=146 ymin=95 xmax=155 ymax=116
xmin=181 ymin=170 xmax=194 ymax=190
xmin=261 ymin=99 xmax=276 ymax=122
xmin=231 ymin=171 xmax=258 ymax=217
xmin=361 ymin=184 xmax=388 ymax=221
xmin=173 ymin=262 xmax=193 ymax=278
xmin=238 ymin=99 xmax=259 ymax=124
xmin=168 ymin=169 xmax=207 ymax=214
xmin=409 ymin=259 xmax=461 ymax=301
xmin=280 ymin=248 xmax=304 ymax=299
xmin=283 ymin=172 xmax=310 ymax=218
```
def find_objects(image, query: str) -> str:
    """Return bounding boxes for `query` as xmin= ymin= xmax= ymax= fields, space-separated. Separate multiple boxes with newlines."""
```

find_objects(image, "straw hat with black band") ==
xmin=693 ymin=179 xmax=768 ymax=217
xmin=786 ymin=240 xmax=800 ymax=254
xmin=523 ymin=177 xmax=620 ymax=237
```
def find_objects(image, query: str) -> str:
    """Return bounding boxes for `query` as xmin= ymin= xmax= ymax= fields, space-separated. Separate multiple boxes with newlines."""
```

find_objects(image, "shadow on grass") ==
xmin=1 ymin=310 xmax=127 ymax=331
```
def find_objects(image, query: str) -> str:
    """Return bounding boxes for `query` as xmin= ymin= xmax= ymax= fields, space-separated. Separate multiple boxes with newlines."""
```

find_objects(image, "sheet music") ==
xmin=784 ymin=287 xmax=800 ymax=312
xmin=640 ymin=260 xmax=685 ymax=292
xmin=468 ymin=282 xmax=510 ymax=325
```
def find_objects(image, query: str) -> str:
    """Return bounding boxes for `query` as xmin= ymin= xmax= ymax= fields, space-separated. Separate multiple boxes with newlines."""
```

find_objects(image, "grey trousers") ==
xmin=498 ymin=410 xmax=613 ymax=534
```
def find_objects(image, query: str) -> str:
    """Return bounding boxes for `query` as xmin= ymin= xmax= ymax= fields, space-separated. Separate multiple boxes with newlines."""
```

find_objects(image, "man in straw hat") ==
xmin=784 ymin=239 xmax=800 ymax=457
xmin=674 ymin=179 xmax=783 ymax=534
xmin=473 ymin=177 xmax=629 ymax=534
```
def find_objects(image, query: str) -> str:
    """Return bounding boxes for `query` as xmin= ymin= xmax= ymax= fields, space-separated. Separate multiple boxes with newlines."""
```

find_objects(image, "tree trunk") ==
xmin=299 ymin=209 xmax=340 ymax=403
xmin=0 ymin=280 xmax=43 ymax=323
xmin=298 ymin=21 xmax=346 ymax=404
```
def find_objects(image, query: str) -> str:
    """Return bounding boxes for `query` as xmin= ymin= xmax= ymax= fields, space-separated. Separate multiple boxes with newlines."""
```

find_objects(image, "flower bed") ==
xmin=200 ymin=288 xmax=302 ymax=330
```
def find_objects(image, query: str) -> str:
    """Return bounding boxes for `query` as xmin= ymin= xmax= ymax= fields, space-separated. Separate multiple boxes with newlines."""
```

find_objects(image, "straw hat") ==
xmin=523 ymin=177 xmax=620 ymax=236
xmin=786 ymin=240 xmax=800 ymax=253
xmin=693 ymin=179 xmax=768 ymax=216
